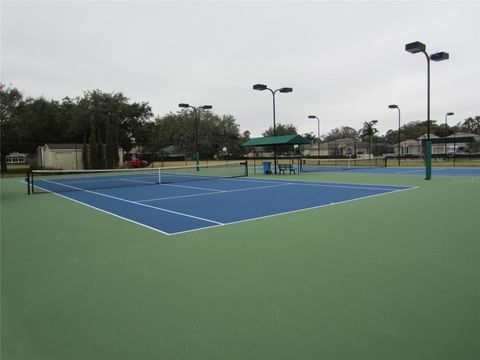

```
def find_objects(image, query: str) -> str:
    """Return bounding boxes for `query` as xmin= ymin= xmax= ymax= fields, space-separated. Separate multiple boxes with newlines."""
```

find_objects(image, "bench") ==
xmin=278 ymin=163 xmax=296 ymax=175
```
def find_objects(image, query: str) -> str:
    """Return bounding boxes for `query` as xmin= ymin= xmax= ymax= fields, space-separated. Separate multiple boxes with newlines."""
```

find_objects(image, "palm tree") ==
xmin=359 ymin=121 xmax=378 ymax=157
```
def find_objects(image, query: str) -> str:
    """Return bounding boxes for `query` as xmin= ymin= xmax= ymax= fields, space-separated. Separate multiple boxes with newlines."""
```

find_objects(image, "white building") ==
xmin=6 ymin=152 xmax=27 ymax=164
xmin=37 ymin=144 xmax=123 ymax=170
xmin=393 ymin=140 xmax=422 ymax=156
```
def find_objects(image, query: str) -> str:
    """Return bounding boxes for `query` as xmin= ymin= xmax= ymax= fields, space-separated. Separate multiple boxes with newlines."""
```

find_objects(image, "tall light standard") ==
xmin=444 ymin=112 xmax=454 ymax=157
xmin=388 ymin=105 xmax=401 ymax=166
xmin=178 ymin=103 xmax=212 ymax=170
xmin=308 ymin=115 xmax=320 ymax=161
xmin=405 ymin=41 xmax=449 ymax=180
xmin=253 ymin=84 xmax=293 ymax=174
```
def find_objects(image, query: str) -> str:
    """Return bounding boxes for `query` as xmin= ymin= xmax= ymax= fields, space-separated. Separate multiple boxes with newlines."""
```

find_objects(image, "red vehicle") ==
xmin=125 ymin=159 xmax=149 ymax=168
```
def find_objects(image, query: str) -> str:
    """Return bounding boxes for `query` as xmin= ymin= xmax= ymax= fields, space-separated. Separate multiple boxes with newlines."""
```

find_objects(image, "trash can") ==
xmin=262 ymin=161 xmax=272 ymax=174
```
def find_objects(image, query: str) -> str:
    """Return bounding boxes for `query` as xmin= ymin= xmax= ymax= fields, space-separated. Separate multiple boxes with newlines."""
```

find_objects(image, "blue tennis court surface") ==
xmin=367 ymin=167 xmax=480 ymax=176
xmin=35 ymin=177 xmax=415 ymax=235
xmin=295 ymin=166 xmax=480 ymax=176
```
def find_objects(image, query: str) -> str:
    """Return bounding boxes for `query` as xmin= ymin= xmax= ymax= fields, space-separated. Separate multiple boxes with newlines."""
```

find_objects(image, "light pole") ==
xmin=388 ymin=105 xmax=401 ymax=166
xmin=308 ymin=115 xmax=320 ymax=163
xmin=405 ymin=41 xmax=449 ymax=180
xmin=444 ymin=112 xmax=454 ymax=157
xmin=178 ymin=103 xmax=212 ymax=170
xmin=253 ymin=84 xmax=293 ymax=174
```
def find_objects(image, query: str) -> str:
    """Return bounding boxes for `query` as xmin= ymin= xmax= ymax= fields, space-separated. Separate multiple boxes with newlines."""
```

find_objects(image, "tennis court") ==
xmin=298 ymin=157 xmax=480 ymax=176
xmin=2 ymin=166 xmax=479 ymax=360
xmin=28 ymin=162 xmax=414 ymax=235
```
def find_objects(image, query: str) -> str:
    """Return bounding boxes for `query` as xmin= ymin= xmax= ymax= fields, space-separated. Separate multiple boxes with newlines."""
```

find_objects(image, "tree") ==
xmin=324 ymin=127 xmax=357 ymax=142
xmin=455 ymin=116 xmax=480 ymax=135
xmin=82 ymin=134 xmax=90 ymax=170
xmin=433 ymin=123 xmax=454 ymax=139
xmin=97 ymin=128 xmax=105 ymax=169
xmin=359 ymin=121 xmax=379 ymax=156
xmin=112 ymin=116 xmax=120 ymax=167
xmin=262 ymin=123 xmax=297 ymax=137
xmin=0 ymin=84 xmax=24 ymax=174
xmin=150 ymin=110 xmax=245 ymax=160
xmin=200 ymin=113 xmax=242 ymax=158
xmin=89 ymin=116 xmax=99 ymax=169
xmin=302 ymin=132 xmax=316 ymax=143
xmin=105 ymin=118 xmax=115 ymax=168
xmin=75 ymin=90 xmax=153 ymax=156
xmin=154 ymin=112 xmax=194 ymax=159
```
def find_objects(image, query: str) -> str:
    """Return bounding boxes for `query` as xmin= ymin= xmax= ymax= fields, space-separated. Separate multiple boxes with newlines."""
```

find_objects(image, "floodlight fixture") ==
xmin=279 ymin=87 xmax=293 ymax=93
xmin=253 ymin=84 xmax=267 ymax=91
xmin=178 ymin=103 xmax=190 ymax=108
xmin=430 ymin=52 xmax=449 ymax=62
xmin=388 ymin=104 xmax=398 ymax=109
xmin=405 ymin=41 xmax=426 ymax=54
xmin=201 ymin=105 xmax=212 ymax=110
xmin=446 ymin=112 xmax=454 ymax=116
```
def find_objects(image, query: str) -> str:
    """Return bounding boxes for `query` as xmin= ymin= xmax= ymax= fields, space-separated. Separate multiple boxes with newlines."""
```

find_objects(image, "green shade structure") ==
xmin=241 ymin=134 xmax=311 ymax=147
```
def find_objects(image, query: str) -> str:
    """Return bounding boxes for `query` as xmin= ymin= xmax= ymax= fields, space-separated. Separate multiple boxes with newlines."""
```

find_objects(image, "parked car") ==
xmin=125 ymin=159 xmax=149 ymax=168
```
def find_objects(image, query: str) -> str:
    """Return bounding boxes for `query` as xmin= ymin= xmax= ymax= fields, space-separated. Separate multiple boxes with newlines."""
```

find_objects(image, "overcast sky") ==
xmin=2 ymin=0 xmax=479 ymax=138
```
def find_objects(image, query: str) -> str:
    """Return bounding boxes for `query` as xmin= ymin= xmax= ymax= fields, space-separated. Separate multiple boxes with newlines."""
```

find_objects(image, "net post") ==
xmin=244 ymin=160 xmax=248 ymax=177
xmin=27 ymin=171 xmax=31 ymax=194
xmin=158 ymin=168 xmax=161 ymax=184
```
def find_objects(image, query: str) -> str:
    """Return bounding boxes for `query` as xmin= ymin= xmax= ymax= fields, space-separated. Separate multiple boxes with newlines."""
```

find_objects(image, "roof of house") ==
xmin=43 ymin=143 xmax=124 ymax=150
xmin=241 ymin=134 xmax=311 ymax=147
xmin=6 ymin=152 xmax=27 ymax=157
xmin=417 ymin=134 xmax=440 ymax=140
xmin=45 ymin=143 xmax=84 ymax=150
xmin=446 ymin=132 xmax=480 ymax=139
xmin=396 ymin=139 xmax=421 ymax=145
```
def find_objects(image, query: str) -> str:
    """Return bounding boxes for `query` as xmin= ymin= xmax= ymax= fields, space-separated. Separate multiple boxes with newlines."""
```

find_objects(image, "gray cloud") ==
xmin=2 ymin=1 xmax=479 ymax=137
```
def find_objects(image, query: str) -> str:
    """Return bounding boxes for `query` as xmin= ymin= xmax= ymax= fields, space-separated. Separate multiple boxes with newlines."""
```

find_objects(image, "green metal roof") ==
xmin=241 ymin=134 xmax=311 ymax=147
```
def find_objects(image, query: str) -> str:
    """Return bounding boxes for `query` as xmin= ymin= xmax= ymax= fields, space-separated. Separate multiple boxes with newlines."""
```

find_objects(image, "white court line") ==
xmin=28 ymin=181 xmax=173 ymax=235
xmin=137 ymin=181 xmax=405 ymax=203
xmin=170 ymin=186 xmax=418 ymax=236
xmin=41 ymin=179 xmax=224 ymax=225
xmin=222 ymin=176 xmax=416 ymax=189
xmin=392 ymin=169 xmax=424 ymax=174
xmin=162 ymin=183 xmax=226 ymax=192
xmin=136 ymin=183 xmax=292 ymax=202
xmin=286 ymin=182 xmax=408 ymax=191
xmin=119 ymin=178 xmax=157 ymax=184
xmin=218 ymin=177 xmax=287 ymax=184
xmin=65 ymin=174 xmax=156 ymax=184
xmin=34 ymin=178 xmax=417 ymax=236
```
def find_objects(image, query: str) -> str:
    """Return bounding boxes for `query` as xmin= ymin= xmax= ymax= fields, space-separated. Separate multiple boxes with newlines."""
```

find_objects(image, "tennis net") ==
xmin=300 ymin=157 xmax=386 ymax=172
xmin=28 ymin=161 xmax=248 ymax=194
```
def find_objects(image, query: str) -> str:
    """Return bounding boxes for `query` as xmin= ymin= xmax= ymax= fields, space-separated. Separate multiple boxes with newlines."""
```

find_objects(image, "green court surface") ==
xmin=1 ymin=172 xmax=479 ymax=360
